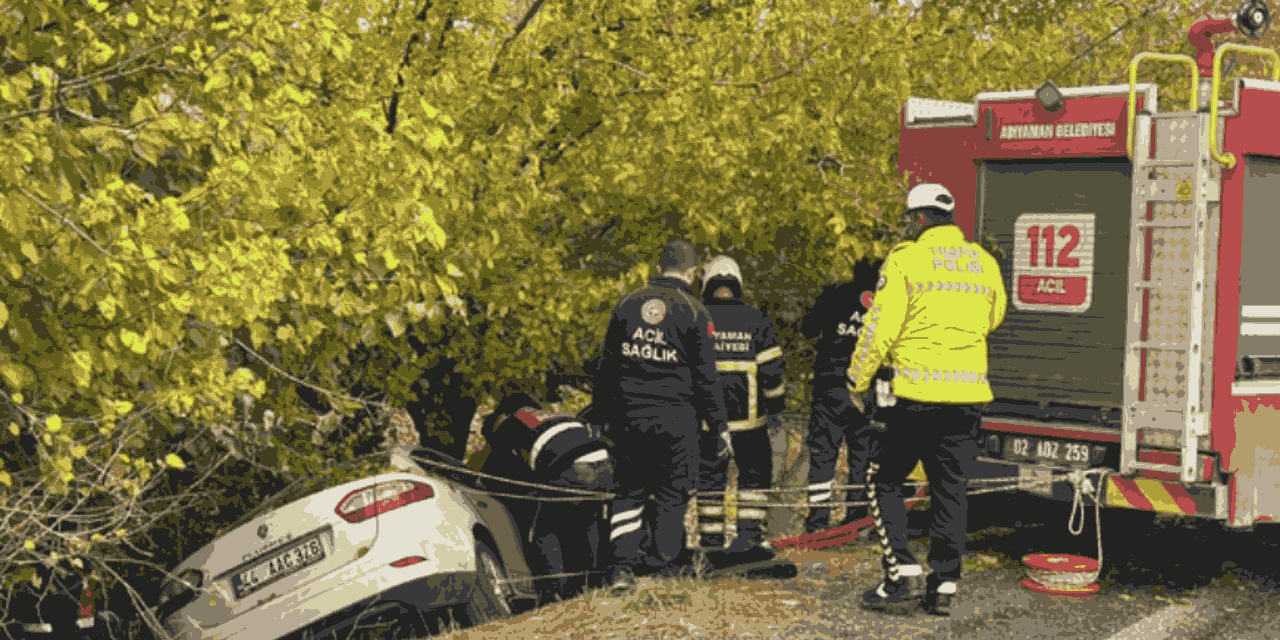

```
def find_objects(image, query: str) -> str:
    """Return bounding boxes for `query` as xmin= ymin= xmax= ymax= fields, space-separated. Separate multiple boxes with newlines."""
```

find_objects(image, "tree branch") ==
xmin=19 ymin=188 xmax=111 ymax=257
xmin=225 ymin=334 xmax=393 ymax=413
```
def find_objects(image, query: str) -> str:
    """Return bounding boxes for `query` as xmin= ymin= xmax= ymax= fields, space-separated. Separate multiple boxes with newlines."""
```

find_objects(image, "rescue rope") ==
xmin=687 ymin=476 xmax=1031 ymax=508
xmin=1039 ymin=468 xmax=1109 ymax=591
xmin=410 ymin=456 xmax=617 ymax=501
xmin=493 ymin=570 xmax=606 ymax=587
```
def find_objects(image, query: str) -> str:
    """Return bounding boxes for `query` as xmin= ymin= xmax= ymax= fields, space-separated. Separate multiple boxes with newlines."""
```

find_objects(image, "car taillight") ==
xmin=335 ymin=480 xmax=434 ymax=523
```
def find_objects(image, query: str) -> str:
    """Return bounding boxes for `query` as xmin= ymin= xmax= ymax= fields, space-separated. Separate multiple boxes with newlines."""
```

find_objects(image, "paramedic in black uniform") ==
xmin=799 ymin=259 xmax=896 ymax=534
xmin=594 ymin=240 xmax=729 ymax=593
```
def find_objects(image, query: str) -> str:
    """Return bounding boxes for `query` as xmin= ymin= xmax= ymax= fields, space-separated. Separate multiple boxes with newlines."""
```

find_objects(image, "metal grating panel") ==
xmin=1149 ymin=202 xmax=1192 ymax=223
xmin=1151 ymin=118 xmax=1198 ymax=163
xmin=1148 ymin=229 xmax=1193 ymax=282
xmin=1147 ymin=290 xmax=1191 ymax=347
xmin=1146 ymin=348 xmax=1189 ymax=402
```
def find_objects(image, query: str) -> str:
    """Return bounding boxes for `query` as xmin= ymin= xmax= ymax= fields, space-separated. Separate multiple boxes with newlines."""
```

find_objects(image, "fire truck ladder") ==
xmin=1122 ymin=54 xmax=1220 ymax=483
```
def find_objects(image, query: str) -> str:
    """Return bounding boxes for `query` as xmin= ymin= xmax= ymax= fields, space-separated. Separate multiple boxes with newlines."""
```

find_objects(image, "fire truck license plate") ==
xmin=1003 ymin=437 xmax=1091 ymax=467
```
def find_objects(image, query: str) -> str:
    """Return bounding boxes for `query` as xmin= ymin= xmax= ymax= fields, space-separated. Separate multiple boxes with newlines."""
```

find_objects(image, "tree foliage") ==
xmin=0 ymin=0 xmax=1268 ymax=633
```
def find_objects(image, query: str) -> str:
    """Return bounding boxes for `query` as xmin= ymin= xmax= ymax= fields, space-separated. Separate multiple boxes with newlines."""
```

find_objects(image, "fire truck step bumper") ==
xmin=1104 ymin=476 xmax=1227 ymax=519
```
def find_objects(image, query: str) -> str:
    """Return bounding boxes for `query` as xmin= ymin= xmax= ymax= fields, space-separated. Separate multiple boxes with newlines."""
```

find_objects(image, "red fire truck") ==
xmin=897 ymin=3 xmax=1278 ymax=530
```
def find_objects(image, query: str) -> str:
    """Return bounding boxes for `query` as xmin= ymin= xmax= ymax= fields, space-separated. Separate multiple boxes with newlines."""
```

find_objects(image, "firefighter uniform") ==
xmin=695 ymin=256 xmax=785 ymax=553
xmin=799 ymin=264 xmax=896 ymax=534
xmin=594 ymin=244 xmax=728 ymax=583
xmin=850 ymin=183 xmax=1008 ymax=614
xmin=475 ymin=401 xmax=615 ymax=603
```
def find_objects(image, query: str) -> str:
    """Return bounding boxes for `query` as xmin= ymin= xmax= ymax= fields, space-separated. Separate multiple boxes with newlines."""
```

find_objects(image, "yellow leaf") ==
xmin=419 ymin=204 xmax=447 ymax=250
xmin=97 ymin=295 xmax=118 ymax=320
xmin=11 ymin=393 xmax=22 ymax=405
xmin=20 ymin=241 xmax=38 ymax=263
xmin=250 ymin=379 xmax=266 ymax=399
xmin=435 ymin=275 xmax=457 ymax=298
xmin=0 ymin=301 xmax=7 ymax=328
xmin=285 ymin=85 xmax=310 ymax=104
xmin=426 ymin=129 xmax=447 ymax=149
xmin=55 ymin=456 xmax=72 ymax=473
xmin=72 ymin=350 xmax=92 ymax=372
xmin=46 ymin=416 xmax=62 ymax=432
xmin=120 ymin=329 xmax=147 ymax=354
xmin=8 ymin=422 xmax=18 ymax=436
xmin=172 ymin=292 xmax=193 ymax=313
xmin=446 ymin=262 xmax=464 ymax=277
xmin=126 ymin=12 xmax=139 ymax=26
xmin=70 ymin=444 xmax=88 ymax=459
xmin=203 ymin=75 xmax=227 ymax=93
xmin=165 ymin=453 xmax=186 ymax=469
xmin=114 ymin=401 xmax=133 ymax=415
xmin=420 ymin=100 xmax=438 ymax=119
xmin=384 ymin=250 xmax=401 ymax=270
xmin=384 ymin=312 xmax=405 ymax=338
xmin=354 ymin=252 xmax=367 ymax=265
xmin=24 ymin=540 xmax=34 ymax=550
xmin=173 ymin=210 xmax=190 ymax=230
xmin=0 ymin=470 xmax=10 ymax=487
xmin=276 ymin=325 xmax=295 ymax=341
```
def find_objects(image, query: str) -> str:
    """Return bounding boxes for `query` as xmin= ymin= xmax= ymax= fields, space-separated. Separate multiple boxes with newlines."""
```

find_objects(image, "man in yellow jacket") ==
xmin=851 ymin=182 xmax=1008 ymax=616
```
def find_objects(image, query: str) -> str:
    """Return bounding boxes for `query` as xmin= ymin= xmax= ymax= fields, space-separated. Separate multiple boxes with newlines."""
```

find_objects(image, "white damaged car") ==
xmin=155 ymin=446 xmax=537 ymax=640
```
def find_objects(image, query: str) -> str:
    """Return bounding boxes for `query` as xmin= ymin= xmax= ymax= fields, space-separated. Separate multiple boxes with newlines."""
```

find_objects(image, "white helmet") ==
xmin=702 ymin=255 xmax=743 ymax=300
xmin=905 ymin=183 xmax=956 ymax=214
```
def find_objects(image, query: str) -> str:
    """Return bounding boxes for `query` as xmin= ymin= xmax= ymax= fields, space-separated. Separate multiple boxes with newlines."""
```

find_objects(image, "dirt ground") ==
xmin=439 ymin=545 xmax=883 ymax=640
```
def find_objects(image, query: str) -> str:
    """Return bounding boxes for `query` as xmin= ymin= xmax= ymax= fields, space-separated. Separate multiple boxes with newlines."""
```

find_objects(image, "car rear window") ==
xmin=228 ymin=454 xmax=397 ymax=530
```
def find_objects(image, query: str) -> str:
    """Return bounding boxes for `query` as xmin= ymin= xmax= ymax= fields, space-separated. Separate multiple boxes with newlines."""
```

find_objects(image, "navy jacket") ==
xmin=595 ymin=276 xmax=728 ymax=428
xmin=800 ymin=260 xmax=894 ymax=388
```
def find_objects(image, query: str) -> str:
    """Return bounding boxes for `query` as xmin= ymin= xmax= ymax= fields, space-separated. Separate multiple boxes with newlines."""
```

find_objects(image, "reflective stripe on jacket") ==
xmin=704 ymin=299 xmax=786 ymax=429
xmin=846 ymin=224 xmax=1009 ymax=404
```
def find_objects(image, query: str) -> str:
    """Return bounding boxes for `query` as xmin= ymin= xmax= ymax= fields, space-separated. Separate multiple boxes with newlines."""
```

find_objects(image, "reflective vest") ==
xmin=846 ymin=224 xmax=1009 ymax=404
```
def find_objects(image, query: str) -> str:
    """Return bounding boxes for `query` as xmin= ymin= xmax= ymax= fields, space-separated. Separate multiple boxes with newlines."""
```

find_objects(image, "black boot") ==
xmin=862 ymin=575 xmax=914 ymax=607
xmin=803 ymin=508 xmax=829 ymax=534
xmin=608 ymin=565 xmax=636 ymax=595
xmin=922 ymin=573 xmax=957 ymax=616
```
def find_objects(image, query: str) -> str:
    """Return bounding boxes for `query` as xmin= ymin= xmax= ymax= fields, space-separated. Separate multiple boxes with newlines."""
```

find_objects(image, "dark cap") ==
xmin=659 ymin=240 xmax=698 ymax=272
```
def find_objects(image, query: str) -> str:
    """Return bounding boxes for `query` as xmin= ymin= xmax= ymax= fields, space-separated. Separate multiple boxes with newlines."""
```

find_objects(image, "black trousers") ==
xmin=867 ymin=399 xmax=982 ymax=582
xmin=608 ymin=411 xmax=697 ymax=569
xmin=696 ymin=425 xmax=773 ymax=547
xmin=805 ymin=385 xmax=872 ymax=528
xmin=528 ymin=500 xmax=604 ymax=603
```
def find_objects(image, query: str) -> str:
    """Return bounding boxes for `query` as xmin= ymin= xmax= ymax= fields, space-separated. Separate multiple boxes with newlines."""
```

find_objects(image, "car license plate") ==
xmin=231 ymin=534 xmax=326 ymax=600
xmin=1003 ymin=436 xmax=1092 ymax=467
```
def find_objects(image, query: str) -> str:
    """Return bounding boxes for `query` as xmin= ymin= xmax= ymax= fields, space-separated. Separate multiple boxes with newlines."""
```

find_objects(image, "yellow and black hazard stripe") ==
xmin=1104 ymin=477 xmax=1216 ymax=516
